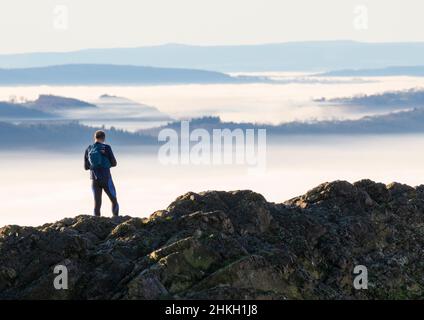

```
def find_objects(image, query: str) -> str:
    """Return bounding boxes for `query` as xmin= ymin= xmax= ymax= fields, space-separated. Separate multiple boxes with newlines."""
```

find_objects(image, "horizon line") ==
xmin=4 ymin=39 xmax=424 ymax=56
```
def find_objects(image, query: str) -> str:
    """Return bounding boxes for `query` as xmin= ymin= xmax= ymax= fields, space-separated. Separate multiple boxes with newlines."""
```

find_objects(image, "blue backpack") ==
xmin=88 ymin=144 xmax=112 ymax=169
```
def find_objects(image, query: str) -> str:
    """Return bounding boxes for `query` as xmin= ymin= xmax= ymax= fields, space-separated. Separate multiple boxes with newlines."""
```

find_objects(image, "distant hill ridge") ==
xmin=0 ymin=101 xmax=54 ymax=119
xmin=0 ymin=94 xmax=172 ymax=121
xmin=24 ymin=94 xmax=97 ymax=113
xmin=4 ymin=105 xmax=424 ymax=148
xmin=3 ymin=41 xmax=424 ymax=71
xmin=0 ymin=121 xmax=156 ymax=148
xmin=0 ymin=64 xmax=246 ymax=85
xmin=317 ymin=65 xmax=424 ymax=77
xmin=140 ymin=107 xmax=424 ymax=136
xmin=0 ymin=94 xmax=96 ymax=119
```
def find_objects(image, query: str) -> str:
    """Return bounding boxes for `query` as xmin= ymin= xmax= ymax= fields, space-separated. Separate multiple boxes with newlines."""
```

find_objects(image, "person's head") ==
xmin=94 ymin=130 xmax=106 ymax=143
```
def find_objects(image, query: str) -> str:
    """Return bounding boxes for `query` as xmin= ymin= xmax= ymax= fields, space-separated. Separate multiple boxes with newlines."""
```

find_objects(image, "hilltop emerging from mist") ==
xmin=0 ymin=94 xmax=171 ymax=121
xmin=318 ymin=89 xmax=424 ymax=109
xmin=140 ymin=107 xmax=424 ymax=136
xmin=318 ymin=66 xmax=424 ymax=77
xmin=0 ymin=64 xmax=253 ymax=86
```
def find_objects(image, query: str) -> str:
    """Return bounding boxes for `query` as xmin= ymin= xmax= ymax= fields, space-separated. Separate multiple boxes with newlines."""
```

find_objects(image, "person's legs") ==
xmin=92 ymin=179 xmax=103 ymax=216
xmin=103 ymin=177 xmax=119 ymax=216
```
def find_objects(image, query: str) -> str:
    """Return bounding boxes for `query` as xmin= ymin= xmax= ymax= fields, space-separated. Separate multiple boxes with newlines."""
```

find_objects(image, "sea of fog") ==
xmin=1 ymin=74 xmax=424 ymax=126
xmin=2 ymin=74 xmax=424 ymax=226
xmin=1 ymin=135 xmax=424 ymax=227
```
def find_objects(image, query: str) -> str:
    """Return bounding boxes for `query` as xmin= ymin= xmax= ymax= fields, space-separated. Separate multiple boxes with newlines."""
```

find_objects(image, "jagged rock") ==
xmin=125 ymin=270 xmax=169 ymax=300
xmin=0 ymin=181 xmax=423 ymax=300
xmin=188 ymin=255 xmax=289 ymax=298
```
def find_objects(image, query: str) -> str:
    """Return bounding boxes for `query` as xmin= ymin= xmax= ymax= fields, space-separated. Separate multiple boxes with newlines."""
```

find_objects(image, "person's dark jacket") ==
xmin=84 ymin=142 xmax=117 ymax=181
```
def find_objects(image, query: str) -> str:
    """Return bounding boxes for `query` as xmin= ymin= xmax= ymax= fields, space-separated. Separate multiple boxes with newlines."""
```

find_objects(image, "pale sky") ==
xmin=0 ymin=0 xmax=423 ymax=54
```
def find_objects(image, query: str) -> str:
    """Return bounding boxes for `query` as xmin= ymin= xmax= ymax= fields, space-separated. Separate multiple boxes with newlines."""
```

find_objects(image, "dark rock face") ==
xmin=1 ymin=180 xmax=423 ymax=300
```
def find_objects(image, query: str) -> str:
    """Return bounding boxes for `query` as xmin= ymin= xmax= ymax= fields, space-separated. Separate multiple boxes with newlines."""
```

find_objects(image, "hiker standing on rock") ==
xmin=84 ymin=130 xmax=119 ymax=217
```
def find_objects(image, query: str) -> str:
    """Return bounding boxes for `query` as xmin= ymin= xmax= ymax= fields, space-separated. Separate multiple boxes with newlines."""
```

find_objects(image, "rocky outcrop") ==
xmin=0 ymin=180 xmax=423 ymax=300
